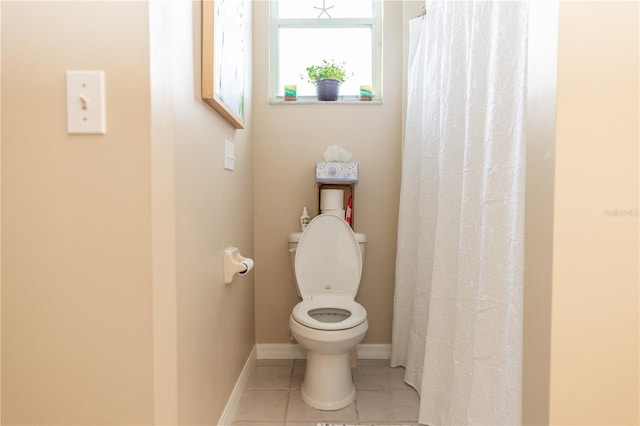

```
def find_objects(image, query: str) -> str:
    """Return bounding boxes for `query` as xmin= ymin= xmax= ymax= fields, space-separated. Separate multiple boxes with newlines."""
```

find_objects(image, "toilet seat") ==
xmin=292 ymin=295 xmax=367 ymax=331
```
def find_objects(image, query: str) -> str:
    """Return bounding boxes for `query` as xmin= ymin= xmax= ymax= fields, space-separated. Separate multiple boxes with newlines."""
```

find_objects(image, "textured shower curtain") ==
xmin=391 ymin=2 xmax=528 ymax=425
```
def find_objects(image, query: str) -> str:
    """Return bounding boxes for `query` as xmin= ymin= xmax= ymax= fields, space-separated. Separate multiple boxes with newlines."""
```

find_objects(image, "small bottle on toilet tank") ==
xmin=300 ymin=207 xmax=310 ymax=231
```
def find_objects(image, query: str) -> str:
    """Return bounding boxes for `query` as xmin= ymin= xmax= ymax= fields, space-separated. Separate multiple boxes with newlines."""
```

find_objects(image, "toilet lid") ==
xmin=295 ymin=214 xmax=362 ymax=298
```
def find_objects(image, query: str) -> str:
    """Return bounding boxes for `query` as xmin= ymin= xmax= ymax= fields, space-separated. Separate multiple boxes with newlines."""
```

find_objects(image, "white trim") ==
xmin=269 ymin=98 xmax=384 ymax=105
xmin=268 ymin=0 xmax=279 ymax=104
xmin=372 ymin=0 xmax=383 ymax=99
xmin=356 ymin=343 xmax=391 ymax=359
xmin=277 ymin=17 xmax=375 ymax=27
xmin=217 ymin=346 xmax=257 ymax=426
xmin=256 ymin=343 xmax=391 ymax=360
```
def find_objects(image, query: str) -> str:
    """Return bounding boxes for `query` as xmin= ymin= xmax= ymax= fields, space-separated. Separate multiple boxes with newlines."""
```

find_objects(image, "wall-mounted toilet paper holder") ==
xmin=224 ymin=247 xmax=254 ymax=284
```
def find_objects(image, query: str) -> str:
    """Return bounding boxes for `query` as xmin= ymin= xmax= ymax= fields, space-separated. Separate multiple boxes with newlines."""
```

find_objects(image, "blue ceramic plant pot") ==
xmin=315 ymin=79 xmax=341 ymax=101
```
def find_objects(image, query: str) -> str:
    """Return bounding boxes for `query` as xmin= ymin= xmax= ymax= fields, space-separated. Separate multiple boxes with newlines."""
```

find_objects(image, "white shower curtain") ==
xmin=391 ymin=2 xmax=528 ymax=425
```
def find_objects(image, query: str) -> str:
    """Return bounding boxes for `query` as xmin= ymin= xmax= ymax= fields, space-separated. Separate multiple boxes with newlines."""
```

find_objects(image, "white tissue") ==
xmin=323 ymin=145 xmax=352 ymax=163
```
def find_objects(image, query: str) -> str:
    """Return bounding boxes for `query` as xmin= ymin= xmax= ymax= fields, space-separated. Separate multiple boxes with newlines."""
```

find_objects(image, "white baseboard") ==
xmin=217 ymin=345 xmax=257 ymax=426
xmin=356 ymin=343 xmax=392 ymax=359
xmin=256 ymin=343 xmax=391 ymax=360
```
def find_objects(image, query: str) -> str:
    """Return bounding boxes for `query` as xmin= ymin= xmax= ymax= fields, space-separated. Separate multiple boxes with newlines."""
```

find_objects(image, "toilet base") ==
xmin=301 ymin=352 xmax=355 ymax=411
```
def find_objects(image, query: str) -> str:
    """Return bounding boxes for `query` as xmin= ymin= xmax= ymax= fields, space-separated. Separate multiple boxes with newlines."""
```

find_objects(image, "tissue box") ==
xmin=316 ymin=162 xmax=359 ymax=183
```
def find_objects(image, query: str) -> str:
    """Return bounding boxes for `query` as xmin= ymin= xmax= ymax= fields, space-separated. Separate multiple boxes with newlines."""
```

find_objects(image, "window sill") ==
xmin=269 ymin=98 xmax=383 ymax=105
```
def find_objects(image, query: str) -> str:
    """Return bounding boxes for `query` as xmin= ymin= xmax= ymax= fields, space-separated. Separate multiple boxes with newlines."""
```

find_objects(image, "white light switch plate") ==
xmin=66 ymin=71 xmax=106 ymax=134
xmin=224 ymin=140 xmax=235 ymax=171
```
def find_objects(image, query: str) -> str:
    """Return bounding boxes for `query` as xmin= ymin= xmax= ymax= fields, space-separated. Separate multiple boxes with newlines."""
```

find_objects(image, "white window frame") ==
xmin=269 ymin=0 xmax=383 ymax=102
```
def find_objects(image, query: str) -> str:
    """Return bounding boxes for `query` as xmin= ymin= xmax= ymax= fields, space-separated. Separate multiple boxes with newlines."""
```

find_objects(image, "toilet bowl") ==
xmin=288 ymin=214 xmax=368 ymax=410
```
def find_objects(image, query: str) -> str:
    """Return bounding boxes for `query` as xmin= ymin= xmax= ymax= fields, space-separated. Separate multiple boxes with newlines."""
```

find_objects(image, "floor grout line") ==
xmin=282 ymin=363 xmax=292 ymax=424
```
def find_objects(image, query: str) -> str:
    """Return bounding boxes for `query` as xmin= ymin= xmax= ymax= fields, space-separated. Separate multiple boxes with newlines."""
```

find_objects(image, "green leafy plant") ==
xmin=302 ymin=59 xmax=351 ymax=84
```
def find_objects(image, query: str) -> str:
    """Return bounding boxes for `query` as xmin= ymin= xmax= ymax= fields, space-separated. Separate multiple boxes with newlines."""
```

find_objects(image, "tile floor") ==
xmin=232 ymin=359 xmax=420 ymax=426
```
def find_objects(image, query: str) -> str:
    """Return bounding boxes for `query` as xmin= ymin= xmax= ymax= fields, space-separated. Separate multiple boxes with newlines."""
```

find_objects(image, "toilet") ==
xmin=288 ymin=214 xmax=368 ymax=411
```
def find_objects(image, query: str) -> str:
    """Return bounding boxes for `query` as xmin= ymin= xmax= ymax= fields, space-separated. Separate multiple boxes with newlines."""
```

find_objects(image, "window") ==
xmin=270 ymin=0 xmax=383 ymax=101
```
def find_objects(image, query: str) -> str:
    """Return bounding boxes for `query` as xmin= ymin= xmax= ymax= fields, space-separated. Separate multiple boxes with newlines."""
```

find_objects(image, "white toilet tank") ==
xmin=288 ymin=230 xmax=367 ymax=297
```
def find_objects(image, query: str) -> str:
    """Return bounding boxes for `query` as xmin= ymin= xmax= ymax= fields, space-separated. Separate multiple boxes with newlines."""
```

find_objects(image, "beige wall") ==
xmin=2 ymin=1 xmax=255 ymax=425
xmin=252 ymin=0 xmax=403 ymax=344
xmin=1 ymin=2 xmax=154 ymax=424
xmin=549 ymin=2 xmax=639 ymax=425
xmin=150 ymin=1 xmax=256 ymax=424
xmin=0 ymin=0 xmax=3 ymax=421
xmin=522 ymin=1 xmax=559 ymax=424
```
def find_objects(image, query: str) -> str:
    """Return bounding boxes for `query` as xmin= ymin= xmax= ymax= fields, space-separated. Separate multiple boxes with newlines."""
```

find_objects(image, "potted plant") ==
xmin=302 ymin=59 xmax=351 ymax=101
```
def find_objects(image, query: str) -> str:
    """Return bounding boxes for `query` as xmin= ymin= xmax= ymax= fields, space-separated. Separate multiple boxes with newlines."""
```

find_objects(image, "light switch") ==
xmin=66 ymin=71 xmax=106 ymax=134
xmin=224 ymin=140 xmax=235 ymax=171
